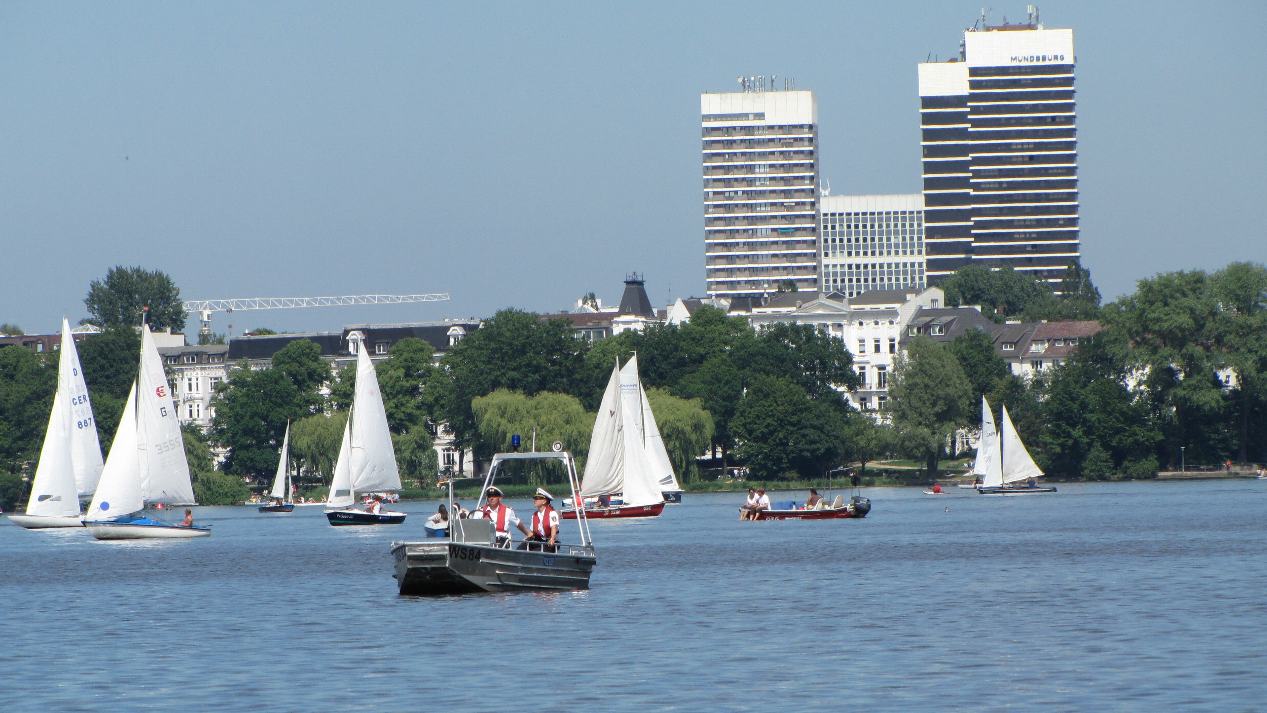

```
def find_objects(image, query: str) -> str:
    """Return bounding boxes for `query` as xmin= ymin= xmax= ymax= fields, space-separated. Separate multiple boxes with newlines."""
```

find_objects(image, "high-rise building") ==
xmin=701 ymin=86 xmax=819 ymax=298
xmin=820 ymin=193 xmax=926 ymax=297
xmin=918 ymin=11 xmax=1079 ymax=287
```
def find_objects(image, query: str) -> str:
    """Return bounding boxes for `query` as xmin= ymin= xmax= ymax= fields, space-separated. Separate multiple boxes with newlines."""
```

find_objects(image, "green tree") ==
xmin=942 ymin=264 xmax=1055 ymax=323
xmin=271 ymin=340 xmax=330 ymax=415
xmin=378 ymin=338 xmax=436 ymax=433
xmin=646 ymin=388 xmax=714 ymax=484
xmin=211 ymin=365 xmax=301 ymax=478
xmin=394 ymin=428 xmax=439 ymax=486
xmin=471 ymin=389 xmax=593 ymax=484
xmin=183 ymin=423 xmax=248 ymax=504
xmin=76 ymin=327 xmax=140 ymax=446
xmin=0 ymin=323 xmax=23 ymax=335
xmin=1210 ymin=262 xmax=1267 ymax=463
xmin=84 ymin=266 xmax=185 ymax=332
xmin=948 ymin=328 xmax=1009 ymax=400
xmin=888 ymin=337 xmax=973 ymax=477
xmin=290 ymin=412 xmax=348 ymax=485
xmin=732 ymin=375 xmax=847 ymax=480
xmin=842 ymin=412 xmax=895 ymax=474
xmin=0 ymin=346 xmax=56 ymax=473
xmin=676 ymin=354 xmax=743 ymax=464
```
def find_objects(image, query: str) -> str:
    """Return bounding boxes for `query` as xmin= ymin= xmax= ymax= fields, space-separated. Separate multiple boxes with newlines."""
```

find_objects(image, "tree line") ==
xmin=1 ymin=261 xmax=1265 ymax=508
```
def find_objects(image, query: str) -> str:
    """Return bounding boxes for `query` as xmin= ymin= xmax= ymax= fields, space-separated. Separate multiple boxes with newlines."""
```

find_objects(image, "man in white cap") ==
xmin=521 ymin=488 xmax=560 ymax=552
xmin=473 ymin=486 xmax=530 ymax=547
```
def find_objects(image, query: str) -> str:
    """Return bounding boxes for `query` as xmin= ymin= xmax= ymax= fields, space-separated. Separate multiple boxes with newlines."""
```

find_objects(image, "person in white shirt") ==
xmin=521 ymin=488 xmax=560 ymax=552
xmin=752 ymin=488 xmax=771 ymax=519
xmin=472 ymin=486 xmax=530 ymax=547
xmin=740 ymin=487 xmax=759 ymax=520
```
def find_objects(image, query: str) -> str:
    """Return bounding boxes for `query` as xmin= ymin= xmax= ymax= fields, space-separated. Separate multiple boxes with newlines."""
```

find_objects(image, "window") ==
xmin=859 ymin=396 xmax=870 ymax=411
xmin=166 ymin=356 xmax=178 ymax=364
xmin=877 ymin=366 xmax=888 ymax=389
xmin=1002 ymin=342 xmax=1016 ymax=351
xmin=375 ymin=342 xmax=388 ymax=355
xmin=209 ymin=355 xmax=223 ymax=364
xmin=873 ymin=338 xmax=881 ymax=353
xmin=930 ymin=324 xmax=945 ymax=336
xmin=908 ymin=327 xmax=919 ymax=336
xmin=442 ymin=448 xmax=457 ymax=468
xmin=210 ymin=376 xmax=223 ymax=392
xmin=856 ymin=366 xmax=867 ymax=388
xmin=184 ymin=355 xmax=198 ymax=364
xmin=186 ymin=377 xmax=200 ymax=394
xmin=888 ymin=337 xmax=897 ymax=354
xmin=857 ymin=339 xmax=866 ymax=354
xmin=186 ymin=402 xmax=202 ymax=420
xmin=878 ymin=395 xmax=888 ymax=409
xmin=1032 ymin=360 xmax=1045 ymax=370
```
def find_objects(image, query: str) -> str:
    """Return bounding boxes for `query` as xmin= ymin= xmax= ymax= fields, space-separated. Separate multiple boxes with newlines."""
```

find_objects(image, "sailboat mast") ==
xmin=633 ymin=351 xmax=645 ymax=447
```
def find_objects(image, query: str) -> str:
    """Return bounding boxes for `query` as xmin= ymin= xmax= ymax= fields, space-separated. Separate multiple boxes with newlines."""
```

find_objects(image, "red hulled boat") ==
xmin=561 ymin=501 xmax=664 ymax=520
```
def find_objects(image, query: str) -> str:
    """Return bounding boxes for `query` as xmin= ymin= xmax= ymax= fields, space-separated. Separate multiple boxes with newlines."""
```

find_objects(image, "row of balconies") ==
xmin=703 ymin=152 xmax=814 ymax=164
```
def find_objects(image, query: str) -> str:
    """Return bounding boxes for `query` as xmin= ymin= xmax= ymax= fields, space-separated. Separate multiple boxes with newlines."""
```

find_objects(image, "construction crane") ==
xmin=183 ymin=293 xmax=451 ymax=336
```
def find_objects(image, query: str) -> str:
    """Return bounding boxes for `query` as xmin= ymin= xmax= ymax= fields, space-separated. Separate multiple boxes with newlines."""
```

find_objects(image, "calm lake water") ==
xmin=2 ymin=480 xmax=1266 ymax=712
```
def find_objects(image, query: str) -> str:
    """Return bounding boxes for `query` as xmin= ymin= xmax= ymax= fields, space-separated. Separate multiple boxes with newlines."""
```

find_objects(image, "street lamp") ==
xmin=1181 ymin=446 xmax=1186 ymax=473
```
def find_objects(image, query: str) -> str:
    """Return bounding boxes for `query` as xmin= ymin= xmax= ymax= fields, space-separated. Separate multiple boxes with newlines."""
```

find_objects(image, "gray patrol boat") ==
xmin=391 ymin=450 xmax=596 ymax=595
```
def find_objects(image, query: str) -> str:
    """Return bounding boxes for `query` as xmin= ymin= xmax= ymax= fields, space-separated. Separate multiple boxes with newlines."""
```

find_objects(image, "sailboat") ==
xmin=621 ymin=357 xmax=684 ymax=503
xmin=957 ymin=396 xmax=998 ymax=489
xmin=259 ymin=421 xmax=295 ymax=513
xmin=325 ymin=345 xmax=406 ymax=525
xmin=8 ymin=318 xmax=104 ymax=529
xmin=976 ymin=404 xmax=1056 ymax=495
xmin=562 ymin=358 xmax=666 ymax=520
xmin=83 ymin=323 xmax=210 ymax=539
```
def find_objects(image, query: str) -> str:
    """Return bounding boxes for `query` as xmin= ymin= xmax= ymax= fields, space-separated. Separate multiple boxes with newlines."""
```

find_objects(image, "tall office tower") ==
xmin=820 ymin=194 xmax=926 ymax=297
xmin=701 ymin=84 xmax=819 ymax=299
xmin=918 ymin=10 xmax=1079 ymax=288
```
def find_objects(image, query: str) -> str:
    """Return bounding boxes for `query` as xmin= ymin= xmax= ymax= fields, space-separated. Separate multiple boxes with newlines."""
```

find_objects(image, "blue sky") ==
xmin=3 ymin=1 xmax=1264 ymax=335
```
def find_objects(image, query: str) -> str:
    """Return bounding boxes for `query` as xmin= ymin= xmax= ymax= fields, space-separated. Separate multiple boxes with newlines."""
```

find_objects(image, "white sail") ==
xmin=326 ymin=418 xmax=355 ymax=508
xmin=349 ymin=346 xmax=401 ymax=494
xmin=136 ymin=324 xmax=196 ymax=505
xmin=269 ymin=422 xmax=291 ymax=500
xmin=25 ymin=388 xmax=81 ymax=517
xmin=999 ymin=405 xmax=1044 ymax=484
xmin=971 ymin=396 xmax=998 ymax=478
xmin=580 ymin=364 xmax=625 ymax=497
xmin=86 ymin=383 xmax=143 ymax=520
xmin=621 ymin=357 xmax=680 ymax=492
xmin=58 ymin=318 xmax=104 ymax=496
xmin=614 ymin=357 xmax=668 ymax=507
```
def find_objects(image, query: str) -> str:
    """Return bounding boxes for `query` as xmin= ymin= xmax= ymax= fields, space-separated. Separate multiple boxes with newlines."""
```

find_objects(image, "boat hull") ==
xmin=661 ymin=490 xmax=683 ymax=504
xmin=976 ymin=485 xmax=1058 ymax=495
xmin=258 ymin=503 xmax=295 ymax=513
xmin=560 ymin=502 xmax=664 ymax=520
xmin=391 ymin=540 xmax=596 ymax=596
xmin=7 ymin=514 xmax=85 ymax=529
xmin=84 ymin=518 xmax=211 ymax=539
xmin=326 ymin=508 xmax=407 ymax=526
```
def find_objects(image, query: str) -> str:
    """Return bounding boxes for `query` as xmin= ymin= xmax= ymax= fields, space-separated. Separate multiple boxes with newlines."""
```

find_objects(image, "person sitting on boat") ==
xmin=751 ymin=488 xmax=771 ymax=518
xmin=804 ymin=488 xmax=823 ymax=509
xmin=452 ymin=501 xmax=469 ymax=519
xmin=740 ymin=487 xmax=758 ymax=520
xmin=427 ymin=503 xmax=449 ymax=528
xmin=473 ymin=486 xmax=530 ymax=547
xmin=597 ymin=493 xmax=611 ymax=509
xmin=180 ymin=509 xmax=194 ymax=527
xmin=521 ymin=488 xmax=559 ymax=552
xmin=367 ymin=496 xmax=383 ymax=515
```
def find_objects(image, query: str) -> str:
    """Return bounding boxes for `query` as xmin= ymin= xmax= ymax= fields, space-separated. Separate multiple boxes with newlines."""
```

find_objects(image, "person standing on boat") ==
xmin=473 ymin=486 xmax=530 ymax=547
xmin=522 ymin=488 xmax=559 ymax=552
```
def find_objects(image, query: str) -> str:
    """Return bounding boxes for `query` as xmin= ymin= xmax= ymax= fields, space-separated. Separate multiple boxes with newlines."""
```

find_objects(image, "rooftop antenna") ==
xmin=820 ymin=178 xmax=832 ymax=198
xmin=1027 ymin=4 xmax=1040 ymax=26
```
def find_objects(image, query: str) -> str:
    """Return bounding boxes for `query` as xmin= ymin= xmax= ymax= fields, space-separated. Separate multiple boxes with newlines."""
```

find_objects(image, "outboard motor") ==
xmin=848 ymin=495 xmax=871 ymax=517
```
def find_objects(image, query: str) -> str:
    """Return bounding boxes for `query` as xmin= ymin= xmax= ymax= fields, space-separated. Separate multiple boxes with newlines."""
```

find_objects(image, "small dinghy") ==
xmin=747 ymin=495 xmax=871 ymax=521
xmin=259 ymin=422 xmax=295 ymax=513
xmin=82 ymin=323 xmax=209 ymax=540
xmin=324 ymin=347 xmax=406 ymax=526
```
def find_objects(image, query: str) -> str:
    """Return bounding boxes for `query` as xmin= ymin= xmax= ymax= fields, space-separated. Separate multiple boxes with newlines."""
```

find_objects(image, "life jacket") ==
xmin=532 ymin=506 xmax=556 ymax=538
xmin=483 ymin=503 xmax=509 ymax=534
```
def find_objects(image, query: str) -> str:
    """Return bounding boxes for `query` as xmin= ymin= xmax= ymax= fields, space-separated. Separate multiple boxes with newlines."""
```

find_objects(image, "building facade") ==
xmin=820 ymin=193 xmax=926 ymax=297
xmin=161 ymin=344 xmax=230 ymax=430
xmin=919 ymin=14 xmax=1079 ymax=287
xmin=701 ymin=87 xmax=819 ymax=298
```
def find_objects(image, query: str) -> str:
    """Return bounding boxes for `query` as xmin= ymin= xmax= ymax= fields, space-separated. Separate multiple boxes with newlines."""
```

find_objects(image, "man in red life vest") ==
xmin=473 ymin=486 xmax=529 ymax=548
xmin=521 ymin=488 xmax=560 ymax=552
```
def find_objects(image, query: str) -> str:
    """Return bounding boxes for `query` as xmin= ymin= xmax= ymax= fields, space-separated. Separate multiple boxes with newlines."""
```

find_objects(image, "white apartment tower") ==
xmin=701 ymin=85 xmax=819 ymax=298
xmin=918 ymin=9 xmax=1079 ymax=287
xmin=820 ymin=193 xmax=926 ymax=297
